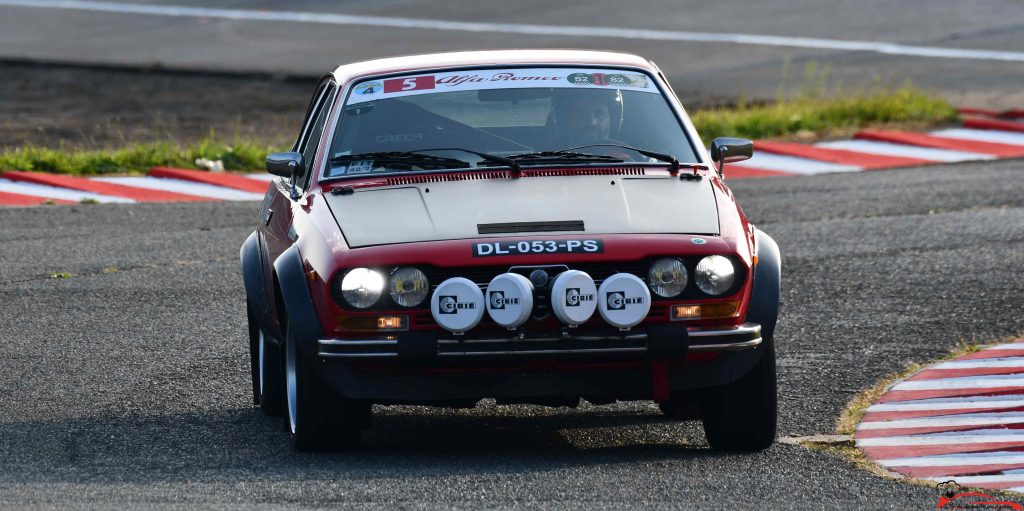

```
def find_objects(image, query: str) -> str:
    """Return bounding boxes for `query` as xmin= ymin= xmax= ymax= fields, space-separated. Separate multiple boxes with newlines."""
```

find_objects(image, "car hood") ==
xmin=325 ymin=174 xmax=720 ymax=248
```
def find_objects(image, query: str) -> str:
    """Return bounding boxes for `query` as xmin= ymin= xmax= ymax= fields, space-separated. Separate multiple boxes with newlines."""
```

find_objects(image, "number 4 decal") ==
xmin=383 ymin=76 xmax=436 ymax=93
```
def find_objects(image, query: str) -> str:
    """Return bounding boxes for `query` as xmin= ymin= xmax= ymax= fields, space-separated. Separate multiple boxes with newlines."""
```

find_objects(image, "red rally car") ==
xmin=240 ymin=50 xmax=781 ymax=452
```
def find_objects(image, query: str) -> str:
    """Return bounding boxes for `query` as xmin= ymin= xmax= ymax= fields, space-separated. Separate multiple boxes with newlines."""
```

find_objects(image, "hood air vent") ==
xmin=478 ymin=220 xmax=585 ymax=235
xmin=385 ymin=167 xmax=645 ymax=186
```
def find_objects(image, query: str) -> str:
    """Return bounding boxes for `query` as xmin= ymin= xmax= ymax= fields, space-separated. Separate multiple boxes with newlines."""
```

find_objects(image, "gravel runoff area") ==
xmin=0 ymin=159 xmax=1022 ymax=509
xmin=0 ymin=60 xmax=310 ymax=150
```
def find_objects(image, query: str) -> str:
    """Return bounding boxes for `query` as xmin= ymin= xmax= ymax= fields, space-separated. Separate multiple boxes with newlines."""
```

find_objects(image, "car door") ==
xmin=258 ymin=77 xmax=338 ymax=338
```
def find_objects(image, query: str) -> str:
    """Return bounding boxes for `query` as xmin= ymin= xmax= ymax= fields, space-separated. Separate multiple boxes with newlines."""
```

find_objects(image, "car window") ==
xmin=294 ymin=82 xmax=328 ymax=153
xmin=296 ymin=83 xmax=337 ymax=189
xmin=408 ymin=91 xmax=551 ymax=127
xmin=324 ymin=68 xmax=699 ymax=179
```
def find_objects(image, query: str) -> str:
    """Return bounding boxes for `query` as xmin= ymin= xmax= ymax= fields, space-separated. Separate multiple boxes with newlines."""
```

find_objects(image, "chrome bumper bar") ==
xmin=318 ymin=323 xmax=761 ymax=359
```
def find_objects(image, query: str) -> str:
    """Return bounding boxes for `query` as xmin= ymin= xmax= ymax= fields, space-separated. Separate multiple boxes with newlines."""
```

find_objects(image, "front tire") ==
xmin=699 ymin=340 xmax=778 ymax=451
xmin=285 ymin=325 xmax=369 ymax=452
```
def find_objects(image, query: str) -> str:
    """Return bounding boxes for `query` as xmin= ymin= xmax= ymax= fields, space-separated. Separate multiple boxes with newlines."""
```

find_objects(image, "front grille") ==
xmin=424 ymin=261 xmax=649 ymax=290
xmin=382 ymin=167 xmax=646 ymax=187
xmin=335 ymin=258 xmax=743 ymax=312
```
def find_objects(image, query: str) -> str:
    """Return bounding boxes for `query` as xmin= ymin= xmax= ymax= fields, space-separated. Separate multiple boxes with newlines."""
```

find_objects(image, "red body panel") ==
xmin=259 ymin=50 xmax=759 ymax=351
xmin=278 ymin=168 xmax=757 ymax=339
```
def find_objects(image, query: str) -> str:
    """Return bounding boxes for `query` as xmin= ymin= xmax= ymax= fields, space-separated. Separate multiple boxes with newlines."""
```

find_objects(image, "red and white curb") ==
xmin=0 ymin=167 xmax=269 ymax=206
xmin=0 ymin=109 xmax=1021 ymax=206
xmin=730 ymin=109 xmax=1024 ymax=178
xmin=856 ymin=338 xmax=1024 ymax=492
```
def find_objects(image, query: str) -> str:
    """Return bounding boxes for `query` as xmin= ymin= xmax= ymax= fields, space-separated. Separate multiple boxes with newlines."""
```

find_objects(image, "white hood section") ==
xmin=326 ymin=175 xmax=720 ymax=248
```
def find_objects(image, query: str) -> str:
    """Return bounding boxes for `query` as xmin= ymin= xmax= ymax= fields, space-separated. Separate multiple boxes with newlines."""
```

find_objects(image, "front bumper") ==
xmin=308 ymin=323 xmax=767 ymax=403
xmin=317 ymin=323 xmax=761 ymax=359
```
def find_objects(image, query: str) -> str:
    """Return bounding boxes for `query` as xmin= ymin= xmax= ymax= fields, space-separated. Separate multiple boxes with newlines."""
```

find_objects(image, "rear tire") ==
xmin=248 ymin=304 xmax=284 ymax=416
xmin=285 ymin=324 xmax=369 ymax=452
xmin=700 ymin=340 xmax=777 ymax=451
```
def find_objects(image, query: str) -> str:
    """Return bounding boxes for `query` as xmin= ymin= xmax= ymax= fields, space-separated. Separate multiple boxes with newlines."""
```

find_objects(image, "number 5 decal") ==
xmin=383 ymin=75 xmax=436 ymax=93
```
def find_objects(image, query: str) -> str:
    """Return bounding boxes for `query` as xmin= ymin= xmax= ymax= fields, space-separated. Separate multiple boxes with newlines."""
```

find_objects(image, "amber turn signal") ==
xmin=670 ymin=301 xmax=740 ymax=320
xmin=338 ymin=315 xmax=409 ymax=332
xmin=377 ymin=316 xmax=407 ymax=330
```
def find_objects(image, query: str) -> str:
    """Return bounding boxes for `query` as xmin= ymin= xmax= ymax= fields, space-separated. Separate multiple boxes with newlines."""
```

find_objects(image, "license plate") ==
xmin=473 ymin=239 xmax=604 ymax=257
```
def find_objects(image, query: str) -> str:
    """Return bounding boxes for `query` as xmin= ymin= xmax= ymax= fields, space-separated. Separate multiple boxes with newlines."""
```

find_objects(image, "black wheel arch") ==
xmin=240 ymin=231 xmax=277 ymax=339
xmin=272 ymin=245 xmax=326 ymax=352
xmin=748 ymin=228 xmax=781 ymax=340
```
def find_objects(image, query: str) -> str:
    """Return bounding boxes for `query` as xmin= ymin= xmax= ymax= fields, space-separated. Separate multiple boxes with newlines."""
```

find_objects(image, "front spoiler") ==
xmin=317 ymin=323 xmax=761 ymax=360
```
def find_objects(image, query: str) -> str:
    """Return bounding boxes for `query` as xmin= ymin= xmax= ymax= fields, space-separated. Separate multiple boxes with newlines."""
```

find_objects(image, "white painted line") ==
xmin=858 ymin=432 xmax=1024 ymax=447
xmin=731 ymin=152 xmax=860 ymax=174
xmin=858 ymin=413 xmax=1024 ymax=431
xmin=928 ymin=474 xmax=1024 ymax=485
xmin=931 ymin=128 xmax=1024 ymax=147
xmin=868 ymin=397 xmax=1024 ymax=412
xmin=902 ymin=395 xmax=1024 ymax=404
xmin=986 ymin=343 xmax=1024 ymax=350
xmin=927 ymin=429 xmax=1024 ymax=437
xmin=878 ymin=452 xmax=1024 ymax=467
xmin=93 ymin=176 xmax=264 ymax=201
xmin=893 ymin=376 xmax=1024 ymax=391
xmin=245 ymin=173 xmax=276 ymax=182
xmin=816 ymin=140 xmax=994 ymax=162
xmin=908 ymin=373 xmax=1024 ymax=381
xmin=0 ymin=178 xmax=134 ymax=203
xmin=2 ymin=0 xmax=1024 ymax=62
xmin=930 ymin=358 xmax=1024 ymax=370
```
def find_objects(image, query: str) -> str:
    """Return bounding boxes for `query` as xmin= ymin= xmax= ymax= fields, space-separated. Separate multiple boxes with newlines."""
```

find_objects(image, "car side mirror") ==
xmin=266 ymin=152 xmax=305 ymax=178
xmin=710 ymin=137 xmax=753 ymax=176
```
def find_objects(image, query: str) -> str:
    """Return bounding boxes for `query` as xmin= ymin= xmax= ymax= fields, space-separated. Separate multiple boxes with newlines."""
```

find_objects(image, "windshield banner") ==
xmin=347 ymin=67 xmax=658 ymax=104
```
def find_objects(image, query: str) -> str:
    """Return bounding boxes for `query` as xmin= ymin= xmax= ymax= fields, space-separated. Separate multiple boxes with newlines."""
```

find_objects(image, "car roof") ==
xmin=331 ymin=49 xmax=657 ymax=84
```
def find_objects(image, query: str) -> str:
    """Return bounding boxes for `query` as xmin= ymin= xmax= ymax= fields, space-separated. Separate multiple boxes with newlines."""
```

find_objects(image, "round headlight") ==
xmin=647 ymin=257 xmax=688 ymax=298
xmin=389 ymin=267 xmax=430 ymax=307
xmin=340 ymin=268 xmax=385 ymax=309
xmin=694 ymin=256 xmax=736 ymax=296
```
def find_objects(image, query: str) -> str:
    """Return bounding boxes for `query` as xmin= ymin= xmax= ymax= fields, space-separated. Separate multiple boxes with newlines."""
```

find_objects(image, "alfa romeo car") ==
xmin=240 ymin=50 xmax=781 ymax=452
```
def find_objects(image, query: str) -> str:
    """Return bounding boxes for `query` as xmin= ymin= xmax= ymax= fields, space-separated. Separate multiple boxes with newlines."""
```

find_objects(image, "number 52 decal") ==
xmin=384 ymin=76 xmax=436 ymax=93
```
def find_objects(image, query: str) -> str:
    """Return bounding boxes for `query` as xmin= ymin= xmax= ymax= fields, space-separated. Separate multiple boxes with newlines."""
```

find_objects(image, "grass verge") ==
xmin=0 ymin=82 xmax=957 ymax=176
xmin=0 ymin=133 xmax=275 ymax=176
xmin=692 ymin=84 xmax=959 ymax=142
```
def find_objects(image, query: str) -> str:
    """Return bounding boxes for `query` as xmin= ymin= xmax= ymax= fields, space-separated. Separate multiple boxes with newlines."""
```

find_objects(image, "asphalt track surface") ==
xmin=0 ymin=159 xmax=1021 ymax=509
xmin=1 ymin=0 xmax=1024 ymax=108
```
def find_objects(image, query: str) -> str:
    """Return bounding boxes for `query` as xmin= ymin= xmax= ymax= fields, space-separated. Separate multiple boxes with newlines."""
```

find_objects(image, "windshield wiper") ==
xmin=490 ymin=150 xmax=625 ymax=167
xmin=331 ymin=148 xmax=521 ymax=174
xmin=563 ymin=144 xmax=680 ymax=171
xmin=410 ymin=147 xmax=521 ymax=174
xmin=499 ymin=145 xmax=711 ymax=180
xmin=330 ymin=151 xmax=470 ymax=171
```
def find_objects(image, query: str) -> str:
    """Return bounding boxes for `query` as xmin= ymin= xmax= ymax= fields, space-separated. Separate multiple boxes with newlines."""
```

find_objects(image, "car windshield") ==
xmin=323 ymin=67 xmax=700 ymax=179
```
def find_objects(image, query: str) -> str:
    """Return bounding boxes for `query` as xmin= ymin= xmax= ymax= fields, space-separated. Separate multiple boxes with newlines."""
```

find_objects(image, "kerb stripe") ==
xmin=149 ymin=167 xmax=269 ymax=193
xmin=854 ymin=130 xmax=1024 ymax=158
xmin=963 ymin=118 xmax=1024 ymax=134
xmin=756 ymin=140 xmax=932 ymax=169
xmin=0 ymin=171 xmax=212 ymax=202
xmin=0 ymin=190 xmax=74 ymax=206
